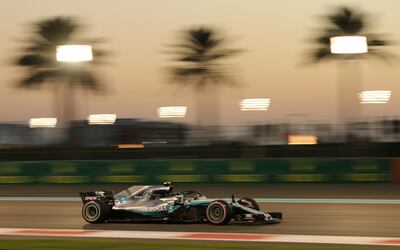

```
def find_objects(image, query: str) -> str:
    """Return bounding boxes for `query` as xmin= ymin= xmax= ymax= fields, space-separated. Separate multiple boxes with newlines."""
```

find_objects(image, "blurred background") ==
xmin=0 ymin=1 xmax=400 ymax=183
xmin=1 ymin=1 xmax=400 ymax=249
xmin=0 ymin=0 xmax=400 ymax=157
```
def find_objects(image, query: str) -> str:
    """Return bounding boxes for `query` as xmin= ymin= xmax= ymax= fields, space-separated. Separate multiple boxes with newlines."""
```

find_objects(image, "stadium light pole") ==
xmin=330 ymin=36 xmax=368 ymax=122
xmin=359 ymin=90 xmax=391 ymax=121
xmin=56 ymin=45 xmax=93 ymax=144
xmin=239 ymin=98 xmax=271 ymax=125
xmin=56 ymin=45 xmax=93 ymax=127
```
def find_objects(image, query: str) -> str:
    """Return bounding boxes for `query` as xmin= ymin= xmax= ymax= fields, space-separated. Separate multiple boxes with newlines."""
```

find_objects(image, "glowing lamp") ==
xmin=158 ymin=106 xmax=187 ymax=118
xmin=288 ymin=135 xmax=318 ymax=145
xmin=56 ymin=45 xmax=93 ymax=62
xmin=239 ymin=98 xmax=271 ymax=111
xmin=88 ymin=114 xmax=117 ymax=125
xmin=29 ymin=118 xmax=57 ymax=128
xmin=330 ymin=36 xmax=368 ymax=54
xmin=359 ymin=90 xmax=391 ymax=104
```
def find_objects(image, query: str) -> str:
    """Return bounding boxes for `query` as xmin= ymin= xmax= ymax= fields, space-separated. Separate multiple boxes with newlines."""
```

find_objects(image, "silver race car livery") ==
xmin=79 ymin=183 xmax=282 ymax=225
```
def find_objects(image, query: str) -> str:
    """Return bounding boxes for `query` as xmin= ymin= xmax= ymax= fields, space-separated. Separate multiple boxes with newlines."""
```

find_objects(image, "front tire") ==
xmin=82 ymin=201 xmax=110 ymax=223
xmin=206 ymin=200 xmax=232 ymax=225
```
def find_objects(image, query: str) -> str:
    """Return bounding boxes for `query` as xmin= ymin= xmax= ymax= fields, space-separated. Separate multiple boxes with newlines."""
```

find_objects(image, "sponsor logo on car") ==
xmin=84 ymin=197 xmax=97 ymax=201
xmin=132 ymin=204 xmax=169 ymax=212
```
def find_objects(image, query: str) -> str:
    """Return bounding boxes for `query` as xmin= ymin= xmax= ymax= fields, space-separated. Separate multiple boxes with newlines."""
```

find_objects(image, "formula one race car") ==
xmin=79 ymin=183 xmax=282 ymax=225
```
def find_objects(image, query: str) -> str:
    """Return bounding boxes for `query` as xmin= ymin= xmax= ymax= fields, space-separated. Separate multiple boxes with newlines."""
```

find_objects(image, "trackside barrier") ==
xmin=0 ymin=158 xmax=395 ymax=184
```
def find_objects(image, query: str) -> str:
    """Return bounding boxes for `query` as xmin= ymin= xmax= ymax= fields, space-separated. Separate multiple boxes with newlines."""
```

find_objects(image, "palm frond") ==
xmin=37 ymin=17 xmax=78 ymax=44
xmin=167 ymin=26 xmax=241 ymax=90
xmin=313 ymin=48 xmax=332 ymax=62
xmin=328 ymin=7 xmax=364 ymax=34
xmin=17 ymin=54 xmax=49 ymax=67
xmin=18 ymin=69 xmax=62 ymax=88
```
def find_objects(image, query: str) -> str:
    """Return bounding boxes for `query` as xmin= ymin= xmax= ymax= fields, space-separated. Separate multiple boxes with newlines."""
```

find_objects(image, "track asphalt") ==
xmin=0 ymin=184 xmax=399 ymax=237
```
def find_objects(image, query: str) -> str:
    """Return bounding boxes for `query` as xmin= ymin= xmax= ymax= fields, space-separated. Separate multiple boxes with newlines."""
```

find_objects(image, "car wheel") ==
xmin=238 ymin=197 xmax=260 ymax=211
xmin=82 ymin=201 xmax=110 ymax=223
xmin=206 ymin=200 xmax=232 ymax=225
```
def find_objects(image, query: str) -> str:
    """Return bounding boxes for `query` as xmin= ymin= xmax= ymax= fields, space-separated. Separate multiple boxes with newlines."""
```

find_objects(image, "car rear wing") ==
xmin=79 ymin=191 xmax=115 ymax=205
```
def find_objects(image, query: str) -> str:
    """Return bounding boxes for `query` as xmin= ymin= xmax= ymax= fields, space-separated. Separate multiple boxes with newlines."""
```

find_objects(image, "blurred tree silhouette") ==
xmin=168 ymin=26 xmax=241 ymax=125
xmin=15 ymin=17 xmax=107 ymax=132
xmin=311 ymin=7 xmax=389 ymax=62
xmin=310 ymin=7 xmax=391 ymax=122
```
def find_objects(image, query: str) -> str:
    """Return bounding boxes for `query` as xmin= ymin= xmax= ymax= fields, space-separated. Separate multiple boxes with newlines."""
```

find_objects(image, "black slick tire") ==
xmin=82 ymin=200 xmax=110 ymax=224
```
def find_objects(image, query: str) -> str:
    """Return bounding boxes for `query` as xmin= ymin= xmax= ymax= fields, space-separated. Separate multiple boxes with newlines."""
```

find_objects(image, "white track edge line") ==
xmin=0 ymin=228 xmax=398 ymax=246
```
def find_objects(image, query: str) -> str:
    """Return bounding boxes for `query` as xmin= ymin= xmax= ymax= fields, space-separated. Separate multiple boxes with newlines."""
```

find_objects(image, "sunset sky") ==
xmin=1 ymin=0 xmax=400 ymax=125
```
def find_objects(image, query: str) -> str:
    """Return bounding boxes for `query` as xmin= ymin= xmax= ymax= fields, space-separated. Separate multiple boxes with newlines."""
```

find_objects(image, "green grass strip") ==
xmin=0 ymin=239 xmax=395 ymax=250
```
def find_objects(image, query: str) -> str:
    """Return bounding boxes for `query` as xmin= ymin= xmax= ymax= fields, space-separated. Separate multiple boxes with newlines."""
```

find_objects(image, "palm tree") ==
xmin=168 ymin=26 xmax=241 ymax=126
xmin=15 ymin=17 xmax=107 ymax=132
xmin=310 ymin=7 xmax=390 ymax=122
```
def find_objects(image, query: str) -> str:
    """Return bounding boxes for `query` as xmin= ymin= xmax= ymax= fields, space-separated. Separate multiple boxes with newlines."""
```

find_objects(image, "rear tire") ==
xmin=82 ymin=201 xmax=110 ymax=223
xmin=206 ymin=200 xmax=232 ymax=225
xmin=238 ymin=197 xmax=260 ymax=211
